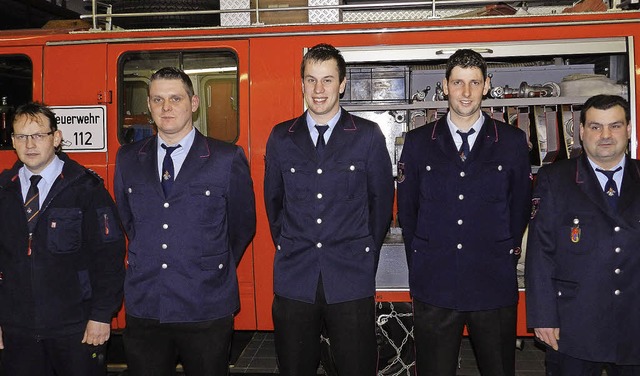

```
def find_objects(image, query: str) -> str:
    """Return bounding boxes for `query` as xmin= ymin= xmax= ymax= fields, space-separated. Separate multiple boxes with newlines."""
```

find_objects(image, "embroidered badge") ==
xmin=397 ymin=162 xmax=405 ymax=183
xmin=530 ymin=198 xmax=540 ymax=219
xmin=570 ymin=217 xmax=580 ymax=243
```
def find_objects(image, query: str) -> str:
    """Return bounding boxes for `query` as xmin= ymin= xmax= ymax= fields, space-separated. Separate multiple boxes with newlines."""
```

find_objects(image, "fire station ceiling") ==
xmin=0 ymin=0 xmax=81 ymax=30
xmin=0 ymin=0 xmax=635 ymax=31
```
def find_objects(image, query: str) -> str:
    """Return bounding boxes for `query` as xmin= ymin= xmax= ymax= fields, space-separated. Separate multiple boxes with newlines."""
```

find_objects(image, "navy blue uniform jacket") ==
xmin=114 ymin=130 xmax=256 ymax=323
xmin=0 ymin=153 xmax=125 ymax=338
xmin=398 ymin=113 xmax=532 ymax=311
xmin=264 ymin=109 xmax=394 ymax=304
xmin=526 ymin=155 xmax=640 ymax=365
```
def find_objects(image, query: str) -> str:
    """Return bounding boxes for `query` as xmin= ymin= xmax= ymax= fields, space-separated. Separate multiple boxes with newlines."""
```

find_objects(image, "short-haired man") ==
xmin=264 ymin=43 xmax=394 ymax=375
xmin=526 ymin=94 xmax=640 ymax=375
xmin=397 ymin=49 xmax=532 ymax=375
xmin=114 ymin=67 xmax=256 ymax=375
xmin=0 ymin=102 xmax=126 ymax=376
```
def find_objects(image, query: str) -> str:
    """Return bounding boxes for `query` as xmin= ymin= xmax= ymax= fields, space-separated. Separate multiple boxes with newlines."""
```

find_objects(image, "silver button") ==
xmin=614 ymin=226 xmax=621 ymax=232
xmin=457 ymin=243 xmax=463 ymax=250
xmin=509 ymin=249 xmax=514 ymax=255
xmin=458 ymin=194 xmax=464 ymax=200
xmin=277 ymin=245 xmax=281 ymax=251
xmin=290 ymin=167 xmax=296 ymax=173
xmin=218 ymin=264 xmax=224 ymax=270
xmin=128 ymin=187 xmax=133 ymax=193
xmin=317 ymin=193 xmax=323 ymax=199
xmin=615 ymin=247 xmax=622 ymax=253
xmin=350 ymin=165 xmax=356 ymax=171
xmin=162 ymin=244 xmax=168 ymax=250
xmin=317 ymin=169 xmax=323 ymax=174
xmin=614 ymin=289 xmax=621 ymax=296
xmin=573 ymin=218 xmax=579 ymax=225
xmin=163 ymin=202 xmax=170 ymax=208
xmin=162 ymin=224 xmax=169 ymax=230
xmin=460 ymin=171 xmax=465 ymax=177
xmin=615 ymin=268 xmax=621 ymax=274
xmin=316 ymin=243 xmax=322 ymax=248
xmin=205 ymin=190 xmax=211 ymax=196
xmin=365 ymin=247 xmax=370 ymax=252
xmin=161 ymin=263 xmax=168 ymax=269
xmin=426 ymin=165 xmax=431 ymax=171
xmin=457 ymin=219 xmax=463 ymax=225
xmin=498 ymin=165 xmax=503 ymax=171
xmin=316 ymin=218 xmax=322 ymax=224
xmin=557 ymin=291 xmax=562 ymax=296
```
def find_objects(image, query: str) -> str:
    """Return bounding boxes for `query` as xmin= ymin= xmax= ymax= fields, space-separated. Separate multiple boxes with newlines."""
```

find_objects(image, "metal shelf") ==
xmin=343 ymin=96 xmax=590 ymax=112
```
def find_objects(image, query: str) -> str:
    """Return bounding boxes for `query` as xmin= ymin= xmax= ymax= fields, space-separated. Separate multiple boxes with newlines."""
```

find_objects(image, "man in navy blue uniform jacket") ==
xmin=114 ymin=67 xmax=256 ymax=376
xmin=264 ymin=43 xmax=394 ymax=376
xmin=0 ymin=102 xmax=125 ymax=376
xmin=397 ymin=49 xmax=532 ymax=376
xmin=526 ymin=95 xmax=640 ymax=375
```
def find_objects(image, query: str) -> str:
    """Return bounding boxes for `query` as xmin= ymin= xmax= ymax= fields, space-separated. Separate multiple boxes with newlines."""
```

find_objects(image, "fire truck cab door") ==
xmin=44 ymin=43 xmax=109 ymax=178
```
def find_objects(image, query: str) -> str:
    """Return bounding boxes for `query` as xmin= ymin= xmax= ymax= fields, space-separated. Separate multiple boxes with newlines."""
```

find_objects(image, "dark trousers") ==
xmin=123 ymin=314 xmax=233 ymax=376
xmin=413 ymin=300 xmax=517 ymax=376
xmin=0 ymin=328 xmax=106 ymax=376
xmin=272 ymin=282 xmax=378 ymax=376
xmin=546 ymin=349 xmax=640 ymax=376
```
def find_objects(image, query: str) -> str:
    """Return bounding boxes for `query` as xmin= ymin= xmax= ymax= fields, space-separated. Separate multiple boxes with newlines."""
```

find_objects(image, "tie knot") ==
xmin=596 ymin=166 xmax=622 ymax=180
xmin=30 ymin=175 xmax=42 ymax=186
xmin=161 ymin=144 xmax=181 ymax=156
xmin=315 ymin=125 xmax=329 ymax=137
xmin=456 ymin=128 xmax=476 ymax=141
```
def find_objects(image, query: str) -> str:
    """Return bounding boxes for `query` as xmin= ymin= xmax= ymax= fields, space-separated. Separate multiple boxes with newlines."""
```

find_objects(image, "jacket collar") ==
xmin=135 ymin=130 xmax=211 ymax=197
xmin=0 ymin=152 xmax=86 ymax=203
xmin=432 ymin=112 xmax=498 ymax=165
xmin=288 ymin=108 xmax=357 ymax=162
xmin=575 ymin=154 xmax=640 ymax=217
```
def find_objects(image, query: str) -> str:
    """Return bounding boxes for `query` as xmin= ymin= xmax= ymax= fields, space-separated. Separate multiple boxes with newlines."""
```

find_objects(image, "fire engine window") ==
xmin=0 ymin=55 xmax=32 ymax=149
xmin=119 ymin=51 xmax=239 ymax=145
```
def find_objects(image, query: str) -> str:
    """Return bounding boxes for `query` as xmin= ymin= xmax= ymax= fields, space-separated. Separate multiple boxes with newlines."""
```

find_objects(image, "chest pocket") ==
xmin=337 ymin=161 xmax=367 ymax=200
xmin=189 ymin=184 xmax=226 ymax=225
xmin=47 ymin=208 xmax=83 ymax=254
xmin=126 ymin=184 xmax=153 ymax=223
xmin=557 ymin=213 xmax=597 ymax=255
xmin=419 ymin=163 xmax=450 ymax=201
xmin=281 ymin=161 xmax=314 ymax=202
xmin=479 ymin=161 xmax=509 ymax=202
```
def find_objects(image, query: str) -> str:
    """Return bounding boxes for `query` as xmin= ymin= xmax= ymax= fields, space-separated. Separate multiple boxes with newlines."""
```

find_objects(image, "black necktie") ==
xmin=24 ymin=174 xmax=42 ymax=232
xmin=315 ymin=125 xmax=329 ymax=157
xmin=457 ymin=129 xmax=476 ymax=162
xmin=161 ymin=144 xmax=181 ymax=196
xmin=596 ymin=166 xmax=622 ymax=209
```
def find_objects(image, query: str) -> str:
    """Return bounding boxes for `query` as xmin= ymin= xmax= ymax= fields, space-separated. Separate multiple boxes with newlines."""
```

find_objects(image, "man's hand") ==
xmin=0 ymin=326 xmax=3 ymax=349
xmin=534 ymin=327 xmax=560 ymax=350
xmin=82 ymin=320 xmax=111 ymax=346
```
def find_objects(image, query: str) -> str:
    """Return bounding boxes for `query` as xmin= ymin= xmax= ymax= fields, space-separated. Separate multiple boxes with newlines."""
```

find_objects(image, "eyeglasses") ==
xmin=11 ymin=131 xmax=55 ymax=143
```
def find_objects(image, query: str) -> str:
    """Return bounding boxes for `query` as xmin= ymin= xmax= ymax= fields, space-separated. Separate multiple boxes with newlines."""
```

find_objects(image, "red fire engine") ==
xmin=0 ymin=0 xmax=637 ymax=372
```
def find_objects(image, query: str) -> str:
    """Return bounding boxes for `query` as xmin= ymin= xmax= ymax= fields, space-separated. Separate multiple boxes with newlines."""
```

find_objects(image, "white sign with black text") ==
xmin=51 ymin=105 xmax=107 ymax=152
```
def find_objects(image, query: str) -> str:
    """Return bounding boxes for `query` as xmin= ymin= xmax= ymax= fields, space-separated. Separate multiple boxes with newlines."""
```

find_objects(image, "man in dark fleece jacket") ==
xmin=0 ymin=102 xmax=125 ymax=376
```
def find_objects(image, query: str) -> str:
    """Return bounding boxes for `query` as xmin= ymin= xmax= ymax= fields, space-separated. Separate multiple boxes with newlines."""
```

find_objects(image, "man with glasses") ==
xmin=0 ymin=102 xmax=126 ymax=376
